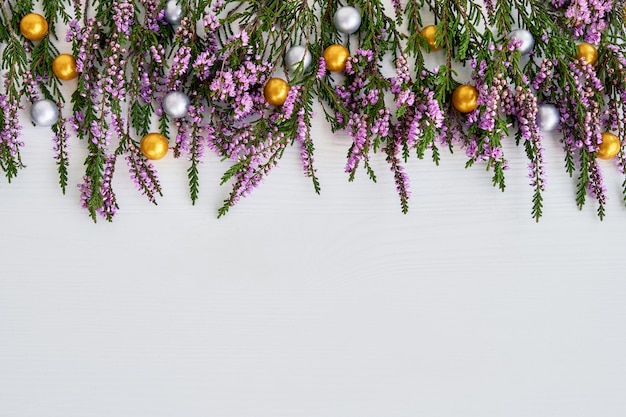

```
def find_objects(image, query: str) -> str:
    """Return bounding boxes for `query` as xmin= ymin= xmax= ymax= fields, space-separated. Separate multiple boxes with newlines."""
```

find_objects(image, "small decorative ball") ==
xmin=420 ymin=25 xmax=441 ymax=51
xmin=285 ymin=45 xmax=312 ymax=72
xmin=30 ymin=99 xmax=59 ymax=127
xmin=323 ymin=44 xmax=350 ymax=72
xmin=451 ymin=84 xmax=479 ymax=113
xmin=263 ymin=78 xmax=290 ymax=106
xmin=536 ymin=103 xmax=560 ymax=132
xmin=333 ymin=6 xmax=361 ymax=35
xmin=597 ymin=132 xmax=620 ymax=160
xmin=19 ymin=13 xmax=48 ymax=41
xmin=162 ymin=91 xmax=190 ymax=119
xmin=140 ymin=133 xmax=169 ymax=160
xmin=508 ymin=28 xmax=535 ymax=55
xmin=575 ymin=42 xmax=598 ymax=66
xmin=52 ymin=54 xmax=78 ymax=81
xmin=164 ymin=0 xmax=183 ymax=25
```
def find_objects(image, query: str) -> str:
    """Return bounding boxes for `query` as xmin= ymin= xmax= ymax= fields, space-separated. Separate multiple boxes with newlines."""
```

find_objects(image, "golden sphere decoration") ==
xmin=323 ymin=44 xmax=350 ymax=73
xmin=420 ymin=25 xmax=441 ymax=51
xmin=263 ymin=78 xmax=291 ymax=106
xmin=140 ymin=133 xmax=169 ymax=160
xmin=597 ymin=132 xmax=621 ymax=160
xmin=575 ymin=43 xmax=598 ymax=66
xmin=20 ymin=13 xmax=49 ymax=41
xmin=451 ymin=84 xmax=479 ymax=113
xmin=52 ymin=54 xmax=79 ymax=81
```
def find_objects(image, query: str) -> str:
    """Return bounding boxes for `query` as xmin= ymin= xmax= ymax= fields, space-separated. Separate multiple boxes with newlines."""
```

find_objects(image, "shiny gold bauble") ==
xmin=263 ymin=78 xmax=290 ymax=106
xmin=52 ymin=54 xmax=79 ymax=81
xmin=451 ymin=84 xmax=479 ymax=113
xmin=323 ymin=44 xmax=350 ymax=73
xmin=420 ymin=25 xmax=441 ymax=51
xmin=140 ymin=133 xmax=169 ymax=160
xmin=575 ymin=43 xmax=598 ymax=66
xmin=20 ymin=13 xmax=49 ymax=41
xmin=597 ymin=132 xmax=620 ymax=160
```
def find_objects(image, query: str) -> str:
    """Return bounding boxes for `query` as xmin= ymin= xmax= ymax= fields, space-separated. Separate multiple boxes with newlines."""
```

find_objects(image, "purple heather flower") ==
xmin=391 ymin=0 xmax=403 ymax=16
xmin=22 ymin=70 xmax=41 ymax=102
xmin=140 ymin=0 xmax=163 ymax=32
xmin=98 ymin=155 xmax=119 ymax=219
xmin=52 ymin=113 xmax=70 ymax=160
xmin=484 ymin=0 xmax=496 ymax=16
xmin=112 ymin=0 xmax=134 ymax=37
xmin=0 ymin=92 xmax=24 ymax=160
xmin=78 ymin=176 xmax=93 ymax=210
xmin=551 ymin=0 xmax=613 ymax=43
xmin=126 ymin=144 xmax=162 ymax=203
xmin=316 ymin=57 xmax=326 ymax=80
xmin=165 ymin=46 xmax=192 ymax=90
xmin=295 ymin=107 xmax=315 ymax=178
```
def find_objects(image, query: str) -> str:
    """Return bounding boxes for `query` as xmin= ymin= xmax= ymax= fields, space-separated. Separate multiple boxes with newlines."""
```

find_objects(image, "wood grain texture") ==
xmin=2 ymin=3 xmax=626 ymax=416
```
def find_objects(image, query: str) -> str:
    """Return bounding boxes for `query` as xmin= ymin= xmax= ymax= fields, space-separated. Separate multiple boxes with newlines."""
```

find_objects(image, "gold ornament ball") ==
xmin=575 ymin=43 xmax=598 ymax=66
xmin=52 ymin=54 xmax=79 ymax=81
xmin=597 ymin=132 xmax=620 ymax=160
xmin=20 ymin=13 xmax=48 ymax=41
xmin=420 ymin=25 xmax=441 ymax=51
xmin=323 ymin=44 xmax=350 ymax=73
xmin=140 ymin=133 xmax=169 ymax=160
xmin=451 ymin=84 xmax=479 ymax=113
xmin=263 ymin=78 xmax=290 ymax=106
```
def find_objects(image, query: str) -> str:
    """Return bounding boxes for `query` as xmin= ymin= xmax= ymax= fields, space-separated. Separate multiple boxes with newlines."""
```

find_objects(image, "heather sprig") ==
xmin=189 ymin=0 xmax=325 ymax=215
xmin=549 ymin=0 xmax=614 ymax=44
xmin=0 ymin=0 xmax=38 ymax=183
xmin=335 ymin=49 xmax=390 ymax=183
xmin=70 ymin=0 xmax=158 ymax=221
xmin=70 ymin=13 xmax=119 ymax=221
xmin=456 ymin=42 xmax=516 ymax=194
xmin=391 ymin=54 xmax=444 ymax=164
xmin=597 ymin=43 xmax=626 ymax=205
xmin=319 ymin=0 xmax=432 ymax=213
xmin=30 ymin=1 xmax=77 ymax=192
xmin=533 ymin=56 xmax=607 ymax=218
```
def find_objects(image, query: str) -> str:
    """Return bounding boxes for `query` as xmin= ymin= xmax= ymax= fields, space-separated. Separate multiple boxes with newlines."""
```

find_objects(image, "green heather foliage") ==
xmin=0 ymin=0 xmax=624 ymax=221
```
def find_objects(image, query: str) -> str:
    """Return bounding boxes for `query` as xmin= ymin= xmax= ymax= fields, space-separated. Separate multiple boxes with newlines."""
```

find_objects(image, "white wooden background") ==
xmin=2 ymin=3 xmax=626 ymax=416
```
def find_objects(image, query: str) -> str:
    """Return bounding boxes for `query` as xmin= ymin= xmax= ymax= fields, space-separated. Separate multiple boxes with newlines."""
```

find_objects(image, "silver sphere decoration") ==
xmin=536 ymin=103 xmax=560 ymax=132
xmin=30 ymin=99 xmax=59 ymax=127
xmin=508 ymin=29 xmax=535 ymax=55
xmin=164 ymin=0 xmax=183 ymax=26
xmin=162 ymin=91 xmax=190 ymax=119
xmin=333 ymin=6 xmax=361 ymax=35
xmin=284 ymin=46 xmax=312 ymax=72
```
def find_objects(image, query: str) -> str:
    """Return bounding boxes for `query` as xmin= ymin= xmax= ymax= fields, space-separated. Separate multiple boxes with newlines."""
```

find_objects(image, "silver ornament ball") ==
xmin=30 ymin=99 xmax=59 ymax=127
xmin=536 ymin=103 xmax=560 ymax=132
xmin=164 ymin=0 xmax=183 ymax=25
xmin=508 ymin=29 xmax=535 ymax=55
xmin=162 ymin=91 xmax=190 ymax=119
xmin=333 ymin=6 xmax=361 ymax=35
xmin=284 ymin=46 xmax=312 ymax=72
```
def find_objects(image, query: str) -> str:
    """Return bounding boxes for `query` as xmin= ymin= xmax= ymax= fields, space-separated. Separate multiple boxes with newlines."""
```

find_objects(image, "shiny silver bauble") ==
xmin=333 ymin=6 xmax=361 ymax=35
xmin=164 ymin=0 xmax=183 ymax=26
xmin=536 ymin=103 xmax=560 ymax=132
xmin=162 ymin=91 xmax=190 ymax=119
xmin=30 ymin=99 xmax=59 ymax=127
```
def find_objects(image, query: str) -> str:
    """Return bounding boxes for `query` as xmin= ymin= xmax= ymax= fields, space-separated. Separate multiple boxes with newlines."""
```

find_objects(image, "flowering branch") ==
xmin=1 ymin=0 xmax=626 ymax=221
